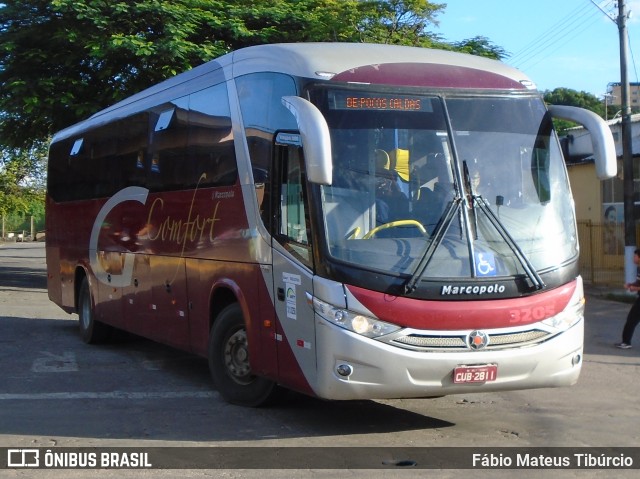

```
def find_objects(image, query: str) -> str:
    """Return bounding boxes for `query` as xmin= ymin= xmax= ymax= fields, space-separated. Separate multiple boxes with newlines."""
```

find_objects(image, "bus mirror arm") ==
xmin=281 ymin=96 xmax=333 ymax=185
xmin=548 ymin=105 xmax=617 ymax=180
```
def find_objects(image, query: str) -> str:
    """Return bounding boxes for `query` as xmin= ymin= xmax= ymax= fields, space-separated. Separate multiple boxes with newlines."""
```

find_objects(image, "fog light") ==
xmin=336 ymin=364 xmax=353 ymax=377
xmin=572 ymin=354 xmax=581 ymax=366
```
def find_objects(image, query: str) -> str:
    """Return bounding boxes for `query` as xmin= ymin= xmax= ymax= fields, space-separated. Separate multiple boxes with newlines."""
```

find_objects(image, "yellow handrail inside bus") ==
xmin=363 ymin=220 xmax=427 ymax=239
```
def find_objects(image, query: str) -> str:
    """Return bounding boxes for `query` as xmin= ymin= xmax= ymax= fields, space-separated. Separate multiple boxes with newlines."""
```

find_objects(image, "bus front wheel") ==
xmin=208 ymin=303 xmax=281 ymax=407
xmin=77 ymin=277 xmax=111 ymax=344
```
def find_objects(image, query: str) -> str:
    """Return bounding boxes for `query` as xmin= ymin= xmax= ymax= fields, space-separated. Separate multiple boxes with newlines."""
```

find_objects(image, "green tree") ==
xmin=355 ymin=0 xmax=445 ymax=46
xmin=449 ymin=36 xmax=508 ymax=60
xmin=1 ymin=0 xmax=232 ymax=149
xmin=543 ymin=88 xmax=615 ymax=133
xmin=544 ymin=88 xmax=607 ymax=117
xmin=0 ymin=141 xmax=47 ymax=225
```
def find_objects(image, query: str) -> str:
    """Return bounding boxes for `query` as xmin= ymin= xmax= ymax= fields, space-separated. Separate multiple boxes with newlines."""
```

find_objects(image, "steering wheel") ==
xmin=363 ymin=220 xmax=427 ymax=239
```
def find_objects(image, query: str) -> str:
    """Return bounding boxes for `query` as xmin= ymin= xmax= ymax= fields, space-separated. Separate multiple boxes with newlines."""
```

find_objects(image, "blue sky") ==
xmin=435 ymin=0 xmax=640 ymax=97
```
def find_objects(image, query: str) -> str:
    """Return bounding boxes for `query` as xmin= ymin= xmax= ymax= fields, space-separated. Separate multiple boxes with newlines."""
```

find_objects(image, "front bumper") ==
xmin=310 ymin=316 xmax=583 ymax=400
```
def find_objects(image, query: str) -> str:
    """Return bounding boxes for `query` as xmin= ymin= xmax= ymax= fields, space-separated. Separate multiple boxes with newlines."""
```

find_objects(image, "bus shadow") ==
xmin=100 ymin=333 xmax=456 ymax=440
xmin=0 ymin=264 xmax=48 ymax=289
xmin=0 ymin=315 xmax=455 ymax=443
xmin=260 ymin=393 xmax=456 ymax=437
xmin=97 ymin=336 xmax=456 ymax=440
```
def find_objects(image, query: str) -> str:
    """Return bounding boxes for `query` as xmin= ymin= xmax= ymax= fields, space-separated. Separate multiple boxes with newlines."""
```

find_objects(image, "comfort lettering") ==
xmin=146 ymin=198 xmax=221 ymax=249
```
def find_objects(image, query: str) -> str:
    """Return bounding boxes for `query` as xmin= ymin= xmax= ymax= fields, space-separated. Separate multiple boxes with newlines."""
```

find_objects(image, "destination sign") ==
xmin=329 ymin=91 xmax=434 ymax=112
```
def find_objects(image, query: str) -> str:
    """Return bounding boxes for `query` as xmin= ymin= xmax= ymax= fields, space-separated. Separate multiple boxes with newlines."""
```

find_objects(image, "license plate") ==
xmin=453 ymin=364 xmax=498 ymax=384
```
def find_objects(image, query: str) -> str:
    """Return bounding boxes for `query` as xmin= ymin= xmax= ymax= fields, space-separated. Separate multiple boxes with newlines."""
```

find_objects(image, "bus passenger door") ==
xmin=271 ymin=140 xmax=317 ymax=393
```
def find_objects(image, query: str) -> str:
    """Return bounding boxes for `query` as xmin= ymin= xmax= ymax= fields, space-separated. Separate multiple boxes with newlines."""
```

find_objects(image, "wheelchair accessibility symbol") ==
xmin=475 ymin=252 xmax=496 ymax=277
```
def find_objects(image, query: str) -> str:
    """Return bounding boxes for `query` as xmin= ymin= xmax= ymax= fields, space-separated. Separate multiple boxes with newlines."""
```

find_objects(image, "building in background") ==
xmin=607 ymin=82 xmax=640 ymax=109
xmin=564 ymin=113 xmax=640 ymax=226
xmin=563 ymin=113 xmax=640 ymax=282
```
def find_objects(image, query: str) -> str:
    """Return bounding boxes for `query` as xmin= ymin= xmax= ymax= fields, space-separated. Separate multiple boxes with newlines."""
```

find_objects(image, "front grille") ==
xmin=388 ymin=329 xmax=552 ymax=352
xmin=393 ymin=335 xmax=467 ymax=349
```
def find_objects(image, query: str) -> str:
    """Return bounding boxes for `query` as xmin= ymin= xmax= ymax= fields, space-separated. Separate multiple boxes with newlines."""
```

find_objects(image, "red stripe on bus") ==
xmin=346 ymin=281 xmax=577 ymax=330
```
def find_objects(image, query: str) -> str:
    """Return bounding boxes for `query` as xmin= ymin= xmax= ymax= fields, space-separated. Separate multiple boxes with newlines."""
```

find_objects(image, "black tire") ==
xmin=77 ymin=277 xmax=111 ymax=344
xmin=208 ymin=303 xmax=281 ymax=407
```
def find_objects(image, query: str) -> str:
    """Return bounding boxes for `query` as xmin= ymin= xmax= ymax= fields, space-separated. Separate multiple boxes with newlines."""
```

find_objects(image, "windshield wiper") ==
xmin=403 ymin=197 xmax=461 ymax=294
xmin=403 ymin=165 xmax=545 ymax=295
xmin=473 ymin=196 xmax=545 ymax=290
xmin=463 ymin=161 xmax=479 ymax=240
xmin=463 ymin=159 xmax=544 ymax=291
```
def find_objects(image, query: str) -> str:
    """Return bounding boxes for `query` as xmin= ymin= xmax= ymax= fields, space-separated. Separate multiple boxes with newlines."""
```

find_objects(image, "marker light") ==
xmin=315 ymin=71 xmax=336 ymax=79
xmin=520 ymin=80 xmax=537 ymax=90
xmin=310 ymin=296 xmax=401 ymax=338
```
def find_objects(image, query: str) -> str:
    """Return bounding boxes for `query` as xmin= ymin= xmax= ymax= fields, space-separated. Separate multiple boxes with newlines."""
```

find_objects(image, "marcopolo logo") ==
xmin=440 ymin=283 xmax=506 ymax=296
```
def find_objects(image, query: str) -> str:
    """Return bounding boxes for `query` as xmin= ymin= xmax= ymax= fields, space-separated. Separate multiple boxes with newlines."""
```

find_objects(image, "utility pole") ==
xmin=618 ymin=0 xmax=636 ymax=283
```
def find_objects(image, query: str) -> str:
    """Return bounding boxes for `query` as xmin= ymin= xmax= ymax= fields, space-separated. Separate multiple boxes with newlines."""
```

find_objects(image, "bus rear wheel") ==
xmin=77 ymin=277 xmax=111 ymax=344
xmin=208 ymin=303 xmax=281 ymax=407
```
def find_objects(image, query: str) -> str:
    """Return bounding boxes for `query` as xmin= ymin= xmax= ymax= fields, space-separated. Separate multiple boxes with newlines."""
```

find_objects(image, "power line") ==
xmin=508 ymin=2 xmax=592 ymax=64
xmin=506 ymin=0 xmax=616 ymax=73
xmin=589 ymin=0 xmax=617 ymax=22
xmin=509 ymin=1 xmax=616 ymax=71
xmin=628 ymin=29 xmax=639 ymax=84
xmin=513 ymin=12 xmax=606 ymax=73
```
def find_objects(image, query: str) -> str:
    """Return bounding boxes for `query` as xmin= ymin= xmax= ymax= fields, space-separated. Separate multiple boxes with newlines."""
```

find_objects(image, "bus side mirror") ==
xmin=281 ymin=96 xmax=332 ymax=185
xmin=548 ymin=105 xmax=617 ymax=180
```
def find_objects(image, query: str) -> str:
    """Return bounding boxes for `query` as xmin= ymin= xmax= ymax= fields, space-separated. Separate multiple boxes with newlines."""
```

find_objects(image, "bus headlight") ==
xmin=542 ymin=296 xmax=585 ymax=331
xmin=310 ymin=296 xmax=401 ymax=338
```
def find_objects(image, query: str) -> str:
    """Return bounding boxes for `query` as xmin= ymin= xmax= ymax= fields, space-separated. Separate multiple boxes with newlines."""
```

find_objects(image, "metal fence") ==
xmin=576 ymin=220 xmax=631 ymax=286
xmin=0 ymin=215 xmax=45 ymax=242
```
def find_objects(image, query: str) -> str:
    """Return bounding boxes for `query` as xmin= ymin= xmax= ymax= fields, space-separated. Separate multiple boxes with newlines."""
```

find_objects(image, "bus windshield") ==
xmin=314 ymin=88 xmax=577 ymax=283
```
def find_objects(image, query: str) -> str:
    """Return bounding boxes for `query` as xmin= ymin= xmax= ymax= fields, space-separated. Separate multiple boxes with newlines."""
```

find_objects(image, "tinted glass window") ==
xmin=148 ymin=97 xmax=190 ymax=192
xmin=48 ymin=82 xmax=237 ymax=202
xmin=236 ymin=73 xmax=297 ymax=227
xmin=187 ymin=83 xmax=237 ymax=187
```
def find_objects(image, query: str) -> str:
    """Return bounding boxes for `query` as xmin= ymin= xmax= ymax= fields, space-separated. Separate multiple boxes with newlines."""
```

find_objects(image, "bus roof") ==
xmin=229 ymin=42 xmax=533 ymax=86
xmin=52 ymin=43 xmax=536 ymax=142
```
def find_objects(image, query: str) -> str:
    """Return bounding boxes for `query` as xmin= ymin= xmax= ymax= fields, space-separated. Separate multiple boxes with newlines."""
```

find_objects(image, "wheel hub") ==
xmin=224 ymin=329 xmax=252 ymax=383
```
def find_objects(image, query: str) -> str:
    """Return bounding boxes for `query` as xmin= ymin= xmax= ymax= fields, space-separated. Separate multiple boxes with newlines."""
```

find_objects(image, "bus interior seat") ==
xmin=389 ymin=148 xmax=410 ymax=182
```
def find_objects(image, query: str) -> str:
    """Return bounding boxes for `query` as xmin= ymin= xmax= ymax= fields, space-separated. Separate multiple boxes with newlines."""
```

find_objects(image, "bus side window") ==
xmin=530 ymin=147 xmax=551 ymax=204
xmin=275 ymin=144 xmax=312 ymax=268
xmin=148 ymin=98 xmax=189 ymax=192
xmin=235 ymin=72 xmax=298 ymax=232
xmin=188 ymin=83 xmax=237 ymax=188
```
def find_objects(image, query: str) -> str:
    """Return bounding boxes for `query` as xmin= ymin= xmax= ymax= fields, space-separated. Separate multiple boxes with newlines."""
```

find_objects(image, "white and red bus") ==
xmin=46 ymin=43 xmax=616 ymax=406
